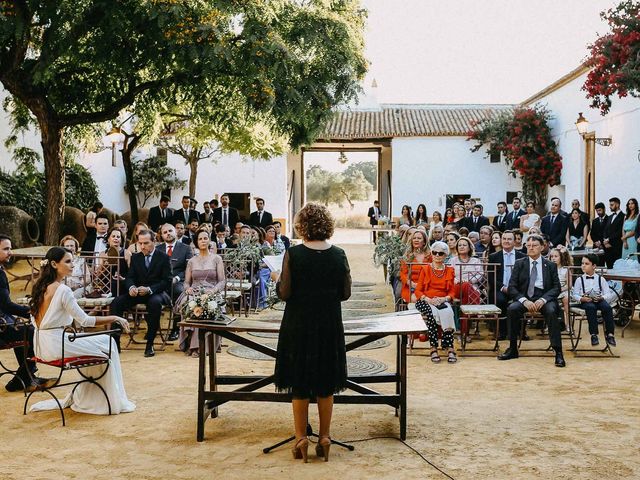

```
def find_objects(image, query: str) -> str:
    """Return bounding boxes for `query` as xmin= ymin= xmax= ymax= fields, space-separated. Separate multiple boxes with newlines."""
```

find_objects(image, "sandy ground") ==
xmin=1 ymin=244 xmax=640 ymax=480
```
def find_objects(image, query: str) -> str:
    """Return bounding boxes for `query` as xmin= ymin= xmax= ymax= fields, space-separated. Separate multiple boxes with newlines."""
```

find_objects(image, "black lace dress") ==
xmin=274 ymin=244 xmax=351 ymax=399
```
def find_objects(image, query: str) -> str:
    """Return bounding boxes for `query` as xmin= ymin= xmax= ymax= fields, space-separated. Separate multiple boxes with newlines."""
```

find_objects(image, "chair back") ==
xmin=456 ymin=262 xmax=498 ymax=306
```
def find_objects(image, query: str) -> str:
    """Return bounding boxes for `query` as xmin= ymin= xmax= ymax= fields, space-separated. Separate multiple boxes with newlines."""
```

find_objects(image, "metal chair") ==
xmin=0 ymin=317 xmax=31 ymax=395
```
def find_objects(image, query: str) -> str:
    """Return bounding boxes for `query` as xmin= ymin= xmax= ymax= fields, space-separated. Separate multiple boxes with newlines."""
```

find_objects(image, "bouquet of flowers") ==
xmin=181 ymin=287 xmax=226 ymax=320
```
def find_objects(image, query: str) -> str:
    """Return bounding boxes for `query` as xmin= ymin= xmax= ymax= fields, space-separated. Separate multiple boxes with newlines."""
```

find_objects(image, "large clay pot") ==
xmin=61 ymin=206 xmax=88 ymax=245
xmin=119 ymin=208 xmax=150 ymax=229
xmin=0 ymin=206 xmax=40 ymax=248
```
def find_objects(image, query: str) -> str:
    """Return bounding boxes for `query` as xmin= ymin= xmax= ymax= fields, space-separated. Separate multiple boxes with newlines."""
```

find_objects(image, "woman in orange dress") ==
xmin=399 ymin=230 xmax=431 ymax=304
xmin=414 ymin=241 xmax=458 ymax=363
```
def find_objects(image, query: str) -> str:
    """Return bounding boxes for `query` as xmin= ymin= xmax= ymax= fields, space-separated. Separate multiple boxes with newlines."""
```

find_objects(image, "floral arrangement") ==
xmin=373 ymin=233 xmax=406 ymax=279
xmin=225 ymin=238 xmax=262 ymax=269
xmin=583 ymin=1 xmax=640 ymax=115
xmin=181 ymin=287 xmax=226 ymax=320
xmin=467 ymin=105 xmax=562 ymax=209
xmin=377 ymin=215 xmax=390 ymax=226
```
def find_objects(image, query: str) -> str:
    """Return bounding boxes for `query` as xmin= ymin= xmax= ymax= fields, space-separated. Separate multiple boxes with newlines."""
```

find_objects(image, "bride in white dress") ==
xmin=519 ymin=201 xmax=541 ymax=242
xmin=29 ymin=247 xmax=135 ymax=415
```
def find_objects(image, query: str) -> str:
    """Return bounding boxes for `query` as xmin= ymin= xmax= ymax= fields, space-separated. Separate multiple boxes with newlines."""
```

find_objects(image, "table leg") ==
xmin=400 ymin=334 xmax=407 ymax=440
xmin=208 ymin=333 xmax=218 ymax=418
xmin=196 ymin=329 xmax=206 ymax=442
xmin=394 ymin=334 xmax=400 ymax=417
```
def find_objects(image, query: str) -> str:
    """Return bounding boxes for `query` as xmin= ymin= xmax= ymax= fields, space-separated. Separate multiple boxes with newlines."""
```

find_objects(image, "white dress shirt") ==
xmin=94 ymin=235 xmax=107 ymax=254
xmin=571 ymin=273 xmax=614 ymax=303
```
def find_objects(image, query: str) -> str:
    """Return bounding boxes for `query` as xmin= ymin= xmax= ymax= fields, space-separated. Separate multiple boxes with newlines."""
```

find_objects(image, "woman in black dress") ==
xmin=274 ymin=203 xmax=351 ymax=463
xmin=566 ymin=208 xmax=588 ymax=249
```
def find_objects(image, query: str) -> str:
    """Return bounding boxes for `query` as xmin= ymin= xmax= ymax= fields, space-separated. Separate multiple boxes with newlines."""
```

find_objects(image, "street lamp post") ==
xmin=575 ymin=113 xmax=612 ymax=217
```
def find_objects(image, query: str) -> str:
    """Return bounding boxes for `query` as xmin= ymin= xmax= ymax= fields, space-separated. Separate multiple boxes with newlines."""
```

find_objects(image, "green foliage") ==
xmin=343 ymin=161 xmax=377 ymax=190
xmin=128 ymin=155 xmax=186 ymax=207
xmin=65 ymin=162 xmax=100 ymax=211
xmin=306 ymin=164 xmax=372 ymax=208
xmin=373 ymin=234 xmax=406 ymax=278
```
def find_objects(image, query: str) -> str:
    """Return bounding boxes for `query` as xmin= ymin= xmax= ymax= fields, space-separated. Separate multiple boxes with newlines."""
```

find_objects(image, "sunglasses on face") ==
xmin=432 ymin=251 xmax=446 ymax=256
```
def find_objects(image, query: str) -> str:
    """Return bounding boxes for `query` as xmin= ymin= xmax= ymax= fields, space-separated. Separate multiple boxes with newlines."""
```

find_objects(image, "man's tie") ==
xmin=145 ymin=255 xmax=151 ymax=269
xmin=550 ymin=215 xmax=556 ymax=226
xmin=223 ymin=209 xmax=228 ymax=226
xmin=527 ymin=260 xmax=538 ymax=298
xmin=167 ymin=245 xmax=173 ymax=257
xmin=259 ymin=211 xmax=262 ymax=223
xmin=161 ymin=208 xmax=165 ymax=219
xmin=184 ymin=209 xmax=189 ymax=225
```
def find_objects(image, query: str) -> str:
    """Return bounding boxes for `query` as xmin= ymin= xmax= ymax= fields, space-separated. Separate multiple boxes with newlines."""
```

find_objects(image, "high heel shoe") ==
xmin=315 ymin=436 xmax=331 ymax=462
xmin=292 ymin=437 xmax=309 ymax=462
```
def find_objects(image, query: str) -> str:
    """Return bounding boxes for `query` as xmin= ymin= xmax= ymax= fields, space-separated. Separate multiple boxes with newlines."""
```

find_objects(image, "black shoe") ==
xmin=559 ymin=321 xmax=567 ymax=332
xmin=554 ymin=351 xmax=566 ymax=368
xmin=144 ymin=345 xmax=155 ymax=357
xmin=591 ymin=334 xmax=599 ymax=346
xmin=168 ymin=329 xmax=179 ymax=342
xmin=5 ymin=376 xmax=27 ymax=392
xmin=498 ymin=348 xmax=519 ymax=360
xmin=521 ymin=334 xmax=531 ymax=341
xmin=606 ymin=335 xmax=617 ymax=347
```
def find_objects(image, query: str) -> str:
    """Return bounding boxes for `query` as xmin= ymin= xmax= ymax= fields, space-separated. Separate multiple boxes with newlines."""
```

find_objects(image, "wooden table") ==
xmin=604 ymin=270 xmax=640 ymax=337
xmin=181 ymin=310 xmax=426 ymax=442
xmin=7 ymin=246 xmax=52 ymax=290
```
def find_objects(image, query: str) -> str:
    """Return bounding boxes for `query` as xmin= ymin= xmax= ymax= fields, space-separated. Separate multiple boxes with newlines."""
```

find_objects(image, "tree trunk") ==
xmin=188 ymin=156 xmax=198 ymax=198
xmin=39 ymin=119 xmax=65 ymax=245
xmin=121 ymin=135 xmax=140 ymax=225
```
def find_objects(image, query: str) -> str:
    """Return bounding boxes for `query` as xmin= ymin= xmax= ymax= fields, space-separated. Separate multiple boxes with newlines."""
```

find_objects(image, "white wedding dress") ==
xmin=30 ymin=285 xmax=135 ymax=415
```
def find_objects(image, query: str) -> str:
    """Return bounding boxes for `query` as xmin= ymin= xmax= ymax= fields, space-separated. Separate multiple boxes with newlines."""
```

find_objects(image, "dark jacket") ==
xmin=0 ymin=268 xmax=30 ymax=323
xmin=464 ymin=215 xmax=490 ymax=233
xmin=125 ymin=250 xmax=172 ymax=295
xmin=212 ymin=206 xmax=240 ymax=228
xmin=540 ymin=213 xmax=569 ymax=247
xmin=199 ymin=210 xmax=215 ymax=225
xmin=505 ymin=209 xmax=525 ymax=230
xmin=487 ymin=250 xmax=525 ymax=303
xmin=155 ymin=241 xmax=193 ymax=282
xmin=508 ymin=256 xmax=560 ymax=303
xmin=81 ymin=232 xmax=108 ymax=254
xmin=492 ymin=212 xmax=509 ymax=232
xmin=590 ymin=215 xmax=608 ymax=246
xmin=248 ymin=210 xmax=274 ymax=229
xmin=172 ymin=208 xmax=200 ymax=227
xmin=148 ymin=206 xmax=175 ymax=232
xmin=367 ymin=206 xmax=381 ymax=226
xmin=604 ymin=211 xmax=625 ymax=248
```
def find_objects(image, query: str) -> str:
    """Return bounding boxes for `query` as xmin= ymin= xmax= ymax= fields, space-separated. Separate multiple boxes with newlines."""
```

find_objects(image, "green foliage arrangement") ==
xmin=373 ymin=234 xmax=406 ymax=279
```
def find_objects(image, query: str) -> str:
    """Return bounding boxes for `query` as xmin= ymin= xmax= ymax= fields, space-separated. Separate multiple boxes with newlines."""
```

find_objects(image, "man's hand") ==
xmin=137 ymin=286 xmax=150 ymax=296
xmin=533 ymin=299 xmax=545 ymax=311
xmin=523 ymin=300 xmax=537 ymax=313
xmin=128 ymin=286 xmax=138 ymax=297
xmin=501 ymin=286 xmax=508 ymax=294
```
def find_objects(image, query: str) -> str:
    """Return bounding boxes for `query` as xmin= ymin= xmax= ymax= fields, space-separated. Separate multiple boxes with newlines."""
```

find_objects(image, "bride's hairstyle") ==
xmin=30 ymin=247 xmax=69 ymax=319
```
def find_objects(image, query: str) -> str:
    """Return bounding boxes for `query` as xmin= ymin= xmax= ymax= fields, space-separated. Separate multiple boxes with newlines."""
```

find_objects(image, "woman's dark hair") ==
xmin=195 ymin=228 xmax=211 ymax=246
xmin=626 ymin=198 xmax=638 ymax=219
xmin=401 ymin=205 xmax=414 ymax=224
xmin=570 ymin=208 xmax=582 ymax=219
xmin=526 ymin=201 xmax=536 ymax=209
xmin=415 ymin=204 xmax=428 ymax=222
xmin=106 ymin=226 xmax=123 ymax=247
xmin=294 ymin=203 xmax=335 ymax=241
xmin=30 ymin=247 xmax=70 ymax=319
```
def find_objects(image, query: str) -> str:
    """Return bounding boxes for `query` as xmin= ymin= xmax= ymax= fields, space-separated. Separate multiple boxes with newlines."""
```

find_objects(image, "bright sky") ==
xmin=361 ymin=0 xmax=619 ymax=104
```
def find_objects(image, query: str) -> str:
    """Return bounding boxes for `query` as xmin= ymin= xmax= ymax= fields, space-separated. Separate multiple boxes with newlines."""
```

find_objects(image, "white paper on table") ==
xmin=263 ymin=254 xmax=284 ymax=272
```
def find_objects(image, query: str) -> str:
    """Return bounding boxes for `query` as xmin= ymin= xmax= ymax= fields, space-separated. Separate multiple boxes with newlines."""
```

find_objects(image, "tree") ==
xmin=127 ymin=155 xmax=185 ymax=208
xmin=306 ymin=165 xmax=371 ymax=208
xmin=0 ymin=1 xmax=367 ymax=243
xmin=344 ymin=161 xmax=377 ymax=190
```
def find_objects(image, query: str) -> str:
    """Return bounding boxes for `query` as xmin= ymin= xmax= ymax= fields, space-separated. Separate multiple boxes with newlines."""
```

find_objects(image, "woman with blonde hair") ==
xmin=399 ymin=230 xmax=431 ymax=304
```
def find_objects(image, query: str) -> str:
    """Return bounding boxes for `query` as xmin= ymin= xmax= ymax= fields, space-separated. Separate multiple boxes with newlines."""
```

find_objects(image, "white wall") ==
xmin=391 ymin=136 xmax=522 ymax=217
xmin=527 ymin=71 xmax=640 ymax=210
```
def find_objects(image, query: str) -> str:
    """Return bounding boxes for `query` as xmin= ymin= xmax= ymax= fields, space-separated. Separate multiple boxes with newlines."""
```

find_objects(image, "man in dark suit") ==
xmin=603 ymin=197 xmax=624 ymax=268
xmin=212 ymin=193 xmax=240 ymax=229
xmin=156 ymin=223 xmax=192 ymax=340
xmin=492 ymin=201 xmax=509 ymax=232
xmin=589 ymin=202 xmax=608 ymax=250
xmin=488 ymin=230 xmax=525 ymax=339
xmin=110 ymin=229 xmax=172 ymax=357
xmin=505 ymin=197 xmax=525 ymax=230
xmin=273 ymin=221 xmax=290 ymax=250
xmin=172 ymin=195 xmax=199 ymax=227
xmin=148 ymin=196 xmax=174 ymax=233
xmin=175 ymin=221 xmax=191 ymax=246
xmin=199 ymin=201 xmax=214 ymax=225
xmin=81 ymin=213 xmax=109 ymax=254
xmin=0 ymin=235 xmax=48 ymax=391
xmin=540 ymin=198 xmax=569 ymax=247
xmin=367 ymin=200 xmax=382 ymax=242
xmin=248 ymin=197 xmax=273 ymax=228
xmin=498 ymin=234 xmax=565 ymax=367
xmin=464 ymin=204 xmax=490 ymax=233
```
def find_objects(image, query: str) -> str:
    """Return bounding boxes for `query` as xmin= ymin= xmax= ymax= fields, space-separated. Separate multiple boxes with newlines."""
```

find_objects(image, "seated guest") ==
xmin=429 ymin=225 xmax=444 ymax=245
xmin=540 ymin=197 xmax=569 ymax=247
xmin=214 ymin=224 xmax=230 ymax=250
xmin=27 ymin=247 xmax=134 ymax=415
xmin=81 ymin=213 xmax=109 ymax=255
xmin=156 ymin=223 xmax=193 ymax=340
xmin=172 ymin=195 xmax=199 ymax=227
xmin=474 ymin=225 xmax=494 ymax=255
xmin=234 ymin=222 xmax=244 ymax=235
xmin=468 ymin=231 xmax=480 ymax=246
xmin=127 ymin=222 xmax=150 ymax=256
xmin=273 ymin=221 xmax=291 ymax=250
xmin=464 ymin=204 xmax=490 ymax=233
xmin=519 ymin=201 xmax=541 ymax=242
xmin=148 ymin=195 xmax=173 ymax=232
xmin=414 ymin=241 xmax=458 ymax=364
xmin=444 ymin=207 xmax=455 ymax=226
xmin=450 ymin=237 xmax=483 ymax=305
xmin=492 ymin=201 xmax=509 ymax=232
xmin=187 ymin=219 xmax=200 ymax=244
xmin=114 ymin=220 xmax=129 ymax=248
xmin=96 ymin=227 xmax=130 ymax=296
xmin=0 ymin=234 xmax=47 ymax=392
xmin=60 ymin=235 xmax=90 ymax=297
xmin=249 ymin=197 xmax=274 ymax=228
xmin=444 ymin=231 xmax=460 ymax=264
xmin=484 ymin=230 xmax=502 ymax=261
xmin=175 ymin=221 xmax=191 ymax=245
xmin=566 ymin=208 xmax=589 ymax=249
xmin=571 ymin=253 xmax=617 ymax=347
xmin=429 ymin=211 xmax=443 ymax=233
xmin=458 ymin=226 xmax=469 ymax=237
xmin=488 ymin=230 xmax=525 ymax=340
xmin=176 ymin=228 xmax=225 ymax=356
xmin=110 ymin=230 xmax=172 ymax=357
xmin=415 ymin=204 xmax=429 ymax=226
xmin=257 ymin=225 xmax=281 ymax=309
xmin=498 ymin=234 xmax=566 ymax=367
xmin=513 ymin=229 xmax=526 ymax=253
xmin=399 ymin=205 xmax=414 ymax=226
xmin=590 ymin=202 xmax=608 ymax=250
xmin=399 ymin=230 xmax=431 ymax=303
xmin=548 ymin=246 xmax=573 ymax=329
